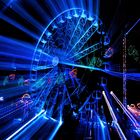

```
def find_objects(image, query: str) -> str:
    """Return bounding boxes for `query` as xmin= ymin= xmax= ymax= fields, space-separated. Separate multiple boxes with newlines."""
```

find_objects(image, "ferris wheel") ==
xmin=30 ymin=8 xmax=109 ymax=120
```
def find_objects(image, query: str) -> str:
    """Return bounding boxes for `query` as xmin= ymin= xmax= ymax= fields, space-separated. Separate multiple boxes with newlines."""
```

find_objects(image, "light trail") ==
xmin=110 ymin=91 xmax=140 ymax=131
xmin=102 ymin=91 xmax=127 ymax=140
xmin=6 ymin=110 xmax=45 ymax=140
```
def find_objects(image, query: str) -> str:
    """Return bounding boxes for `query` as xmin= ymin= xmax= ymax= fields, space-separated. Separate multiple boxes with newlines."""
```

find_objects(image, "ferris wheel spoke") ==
xmin=63 ymin=83 xmax=73 ymax=108
xmin=60 ymin=61 xmax=102 ymax=72
xmin=31 ymin=69 xmax=54 ymax=90
xmin=65 ymin=10 xmax=86 ymax=55
xmin=33 ymin=66 xmax=53 ymax=71
xmin=66 ymin=22 xmax=98 ymax=58
xmin=32 ymin=69 xmax=58 ymax=108
xmin=54 ymin=83 xmax=81 ymax=113
xmin=68 ymin=42 xmax=101 ymax=61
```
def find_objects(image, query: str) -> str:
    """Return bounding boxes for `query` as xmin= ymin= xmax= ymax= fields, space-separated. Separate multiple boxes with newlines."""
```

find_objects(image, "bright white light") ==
xmin=6 ymin=110 xmax=45 ymax=140
xmin=52 ymin=57 xmax=59 ymax=66
xmin=93 ymin=21 xmax=98 ymax=27
xmin=52 ymin=25 xmax=57 ymax=29
xmin=66 ymin=15 xmax=72 ymax=19
xmin=73 ymin=13 xmax=79 ymax=17
xmin=49 ymin=121 xmax=63 ymax=140
xmin=102 ymin=91 xmax=105 ymax=95
xmin=0 ymin=97 xmax=4 ymax=101
xmin=41 ymin=39 xmax=47 ymax=44
xmin=60 ymin=19 xmax=65 ymax=23
xmin=81 ymin=13 xmax=86 ymax=18
xmin=46 ymin=32 xmax=52 ymax=37
xmin=88 ymin=17 xmax=94 ymax=21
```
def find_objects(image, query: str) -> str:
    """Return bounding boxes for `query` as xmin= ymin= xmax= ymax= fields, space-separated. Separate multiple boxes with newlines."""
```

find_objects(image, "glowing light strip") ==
xmin=0 ymin=100 xmax=20 ymax=111
xmin=68 ymin=42 xmax=100 ymax=60
xmin=65 ymin=10 xmax=84 ymax=54
xmin=125 ymin=18 xmax=140 ymax=35
xmin=60 ymin=61 xmax=102 ymax=71
xmin=54 ymin=86 xmax=80 ymax=113
xmin=102 ymin=91 xmax=127 ymax=140
xmin=33 ymin=66 xmax=52 ymax=70
xmin=0 ymin=13 xmax=39 ymax=40
xmin=110 ymin=91 xmax=140 ymax=128
xmin=110 ymin=91 xmax=138 ymax=124
xmin=49 ymin=120 xmax=63 ymax=140
xmin=79 ymin=95 xmax=91 ymax=112
xmin=0 ymin=101 xmax=33 ymax=119
xmin=115 ymin=122 xmax=127 ymax=140
xmin=67 ymin=26 xmax=98 ymax=57
xmin=75 ymin=26 xmax=98 ymax=54
xmin=6 ymin=110 xmax=45 ymax=140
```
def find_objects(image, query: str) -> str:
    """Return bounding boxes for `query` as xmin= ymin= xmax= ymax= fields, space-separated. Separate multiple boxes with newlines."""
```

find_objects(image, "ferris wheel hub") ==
xmin=52 ymin=56 xmax=59 ymax=66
